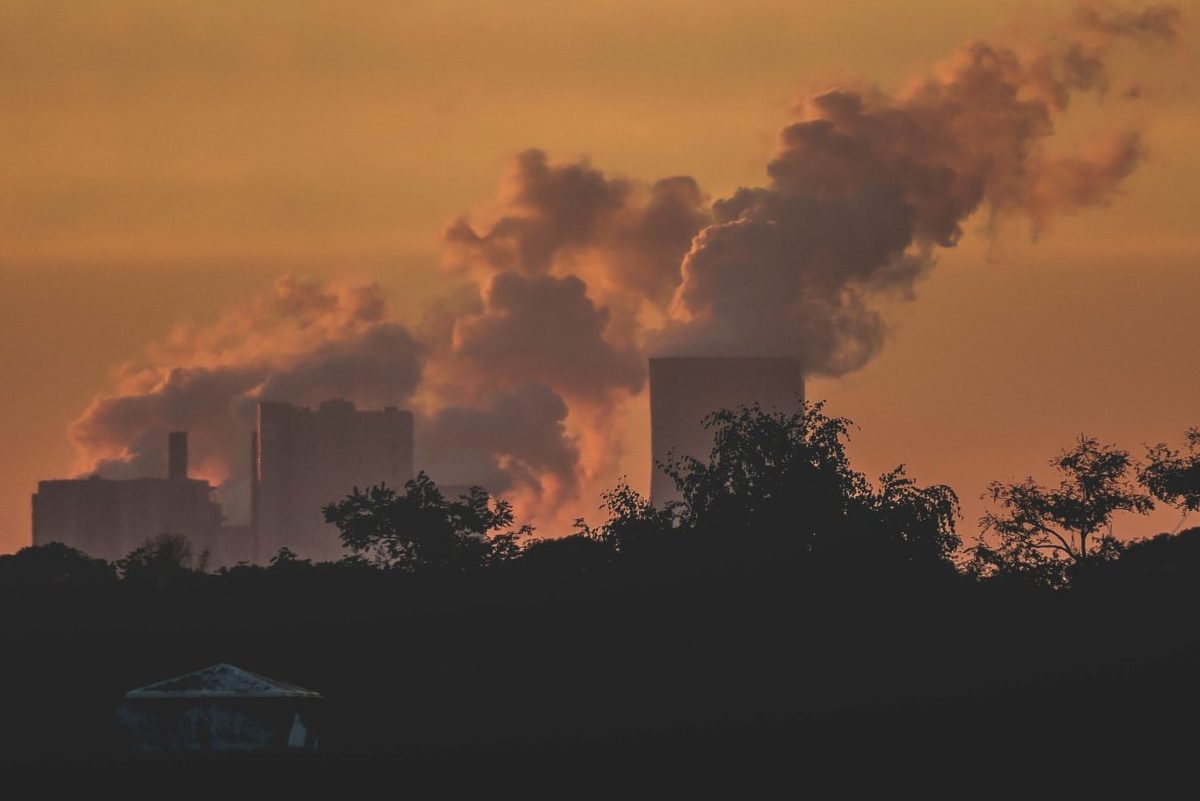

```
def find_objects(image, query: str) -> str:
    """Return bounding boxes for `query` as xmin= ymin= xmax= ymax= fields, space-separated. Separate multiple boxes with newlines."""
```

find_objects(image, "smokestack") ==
xmin=649 ymin=357 xmax=804 ymax=504
xmin=168 ymin=431 xmax=189 ymax=480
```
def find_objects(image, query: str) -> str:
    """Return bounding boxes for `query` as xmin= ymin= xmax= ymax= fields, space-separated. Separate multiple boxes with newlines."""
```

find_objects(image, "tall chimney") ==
xmin=168 ymin=431 xmax=189 ymax=480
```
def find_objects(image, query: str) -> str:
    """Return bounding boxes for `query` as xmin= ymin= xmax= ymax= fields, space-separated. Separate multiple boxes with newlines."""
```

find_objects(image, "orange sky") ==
xmin=2 ymin=1 xmax=1198 ymax=554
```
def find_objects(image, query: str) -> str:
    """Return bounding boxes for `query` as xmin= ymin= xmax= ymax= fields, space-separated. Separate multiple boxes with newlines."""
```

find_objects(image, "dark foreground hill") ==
xmin=1 ymin=534 xmax=1199 ymax=788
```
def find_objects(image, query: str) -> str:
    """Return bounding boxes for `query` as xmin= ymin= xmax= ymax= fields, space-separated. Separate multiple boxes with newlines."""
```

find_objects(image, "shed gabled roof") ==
xmin=124 ymin=663 xmax=322 ymax=700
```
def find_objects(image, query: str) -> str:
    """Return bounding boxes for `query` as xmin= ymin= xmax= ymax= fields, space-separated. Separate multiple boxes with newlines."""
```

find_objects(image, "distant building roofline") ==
xmin=256 ymin=398 xmax=412 ymax=416
xmin=648 ymin=355 xmax=805 ymax=365
xmin=36 ymin=476 xmax=215 ymax=489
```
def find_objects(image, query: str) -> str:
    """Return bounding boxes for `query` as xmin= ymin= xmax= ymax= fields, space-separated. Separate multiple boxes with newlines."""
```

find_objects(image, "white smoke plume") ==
xmin=69 ymin=277 xmax=426 ymax=522
xmin=70 ymin=4 xmax=1182 ymax=530
xmin=658 ymin=4 xmax=1181 ymax=371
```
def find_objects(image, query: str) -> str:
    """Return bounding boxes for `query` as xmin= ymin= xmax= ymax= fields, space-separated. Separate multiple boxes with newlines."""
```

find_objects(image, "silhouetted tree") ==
xmin=268 ymin=546 xmax=313 ymax=570
xmin=519 ymin=534 xmax=613 ymax=574
xmin=0 ymin=542 xmax=116 ymax=588
xmin=118 ymin=533 xmax=209 ymax=584
xmin=856 ymin=465 xmax=961 ymax=565
xmin=1139 ymin=428 xmax=1200 ymax=532
xmin=1073 ymin=526 xmax=1200 ymax=592
xmin=323 ymin=472 xmax=531 ymax=571
xmin=573 ymin=479 xmax=676 ymax=555
xmin=663 ymin=401 xmax=868 ymax=546
xmin=660 ymin=401 xmax=960 ymax=566
xmin=971 ymin=436 xmax=1154 ymax=587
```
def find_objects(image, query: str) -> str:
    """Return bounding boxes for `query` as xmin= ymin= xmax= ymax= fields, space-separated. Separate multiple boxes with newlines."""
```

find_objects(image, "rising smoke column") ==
xmin=70 ymin=4 xmax=1182 ymax=531
xmin=659 ymin=3 xmax=1182 ymax=373
xmin=434 ymin=3 xmax=1180 ymax=516
xmin=431 ymin=149 xmax=710 ymax=513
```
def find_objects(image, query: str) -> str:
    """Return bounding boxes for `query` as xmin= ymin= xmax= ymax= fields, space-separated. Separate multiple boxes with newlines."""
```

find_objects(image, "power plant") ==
xmin=32 ymin=400 xmax=414 ymax=567
xmin=649 ymin=357 xmax=805 ymax=504
xmin=32 ymin=357 xmax=802 ymax=564
xmin=252 ymin=399 xmax=414 ymax=563
xmin=31 ymin=432 xmax=227 ymax=565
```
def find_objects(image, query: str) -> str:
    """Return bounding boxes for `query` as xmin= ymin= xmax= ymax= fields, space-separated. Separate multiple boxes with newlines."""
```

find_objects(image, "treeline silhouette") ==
xmin=2 ymin=401 xmax=1199 ymax=782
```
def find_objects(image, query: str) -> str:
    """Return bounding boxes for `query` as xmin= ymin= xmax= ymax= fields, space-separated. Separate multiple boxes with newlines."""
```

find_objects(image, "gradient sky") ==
xmin=3 ymin=0 xmax=1198 ymax=554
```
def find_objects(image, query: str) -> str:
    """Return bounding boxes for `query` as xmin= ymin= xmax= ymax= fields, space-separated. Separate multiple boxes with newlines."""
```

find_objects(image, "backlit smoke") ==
xmin=659 ymin=4 xmax=1180 ymax=372
xmin=69 ymin=278 xmax=426 ymax=522
xmin=434 ymin=149 xmax=710 ymax=511
xmin=70 ymin=4 xmax=1181 ymax=530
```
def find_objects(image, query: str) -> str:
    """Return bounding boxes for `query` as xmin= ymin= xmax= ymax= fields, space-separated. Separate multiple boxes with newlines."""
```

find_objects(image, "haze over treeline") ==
xmin=2 ymin=2 xmax=1196 ymax=551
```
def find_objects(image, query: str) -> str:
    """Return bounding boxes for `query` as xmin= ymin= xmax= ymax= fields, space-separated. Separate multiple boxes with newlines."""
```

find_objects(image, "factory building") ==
xmin=252 ymin=399 xmax=414 ymax=563
xmin=648 ymin=357 xmax=805 ymax=505
xmin=31 ymin=432 xmax=224 ymax=564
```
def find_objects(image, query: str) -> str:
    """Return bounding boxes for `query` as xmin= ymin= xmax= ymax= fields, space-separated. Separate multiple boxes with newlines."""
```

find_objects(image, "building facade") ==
xmin=31 ymin=432 xmax=223 ymax=564
xmin=252 ymin=399 xmax=414 ymax=563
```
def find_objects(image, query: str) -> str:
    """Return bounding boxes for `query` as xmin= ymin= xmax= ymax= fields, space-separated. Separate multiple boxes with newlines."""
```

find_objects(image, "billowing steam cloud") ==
xmin=70 ymin=278 xmax=426 ymax=521
xmin=431 ymin=149 xmax=710 ymax=506
xmin=419 ymin=382 xmax=579 ymax=509
xmin=70 ymin=4 xmax=1182 ymax=529
xmin=660 ymin=5 xmax=1180 ymax=371
xmin=444 ymin=149 xmax=711 ymax=309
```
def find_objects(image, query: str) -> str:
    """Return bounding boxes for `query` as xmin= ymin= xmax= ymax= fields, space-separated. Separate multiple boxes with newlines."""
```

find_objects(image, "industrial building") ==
xmin=648 ymin=357 xmax=805 ymax=504
xmin=31 ymin=432 xmax=225 ymax=564
xmin=252 ymin=399 xmax=414 ymax=563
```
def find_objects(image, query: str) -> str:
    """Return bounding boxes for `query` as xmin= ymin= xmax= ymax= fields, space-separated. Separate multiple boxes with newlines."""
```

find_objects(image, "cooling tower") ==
xmin=649 ymin=357 xmax=804 ymax=504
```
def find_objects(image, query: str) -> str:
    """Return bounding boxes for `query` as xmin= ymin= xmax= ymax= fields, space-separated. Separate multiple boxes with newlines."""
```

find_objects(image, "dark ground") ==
xmin=2 ymin=550 xmax=1198 ymax=791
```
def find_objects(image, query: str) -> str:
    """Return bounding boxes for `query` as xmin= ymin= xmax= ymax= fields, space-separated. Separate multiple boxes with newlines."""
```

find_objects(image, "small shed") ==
xmin=117 ymin=663 xmax=322 ymax=752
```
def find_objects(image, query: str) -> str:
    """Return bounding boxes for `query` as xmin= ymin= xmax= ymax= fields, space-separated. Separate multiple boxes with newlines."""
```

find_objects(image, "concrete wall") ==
xmin=253 ymin=399 xmax=414 ymax=563
xmin=649 ymin=357 xmax=804 ymax=505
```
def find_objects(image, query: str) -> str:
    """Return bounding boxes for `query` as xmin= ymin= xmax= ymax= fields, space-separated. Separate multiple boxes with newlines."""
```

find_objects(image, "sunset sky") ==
xmin=3 ymin=0 xmax=1198 ymax=555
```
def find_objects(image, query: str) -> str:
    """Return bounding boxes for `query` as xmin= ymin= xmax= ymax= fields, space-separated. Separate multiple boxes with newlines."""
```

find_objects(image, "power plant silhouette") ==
xmin=33 ymin=358 xmax=804 ymax=565
xmin=32 ymin=431 xmax=224 ymax=565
